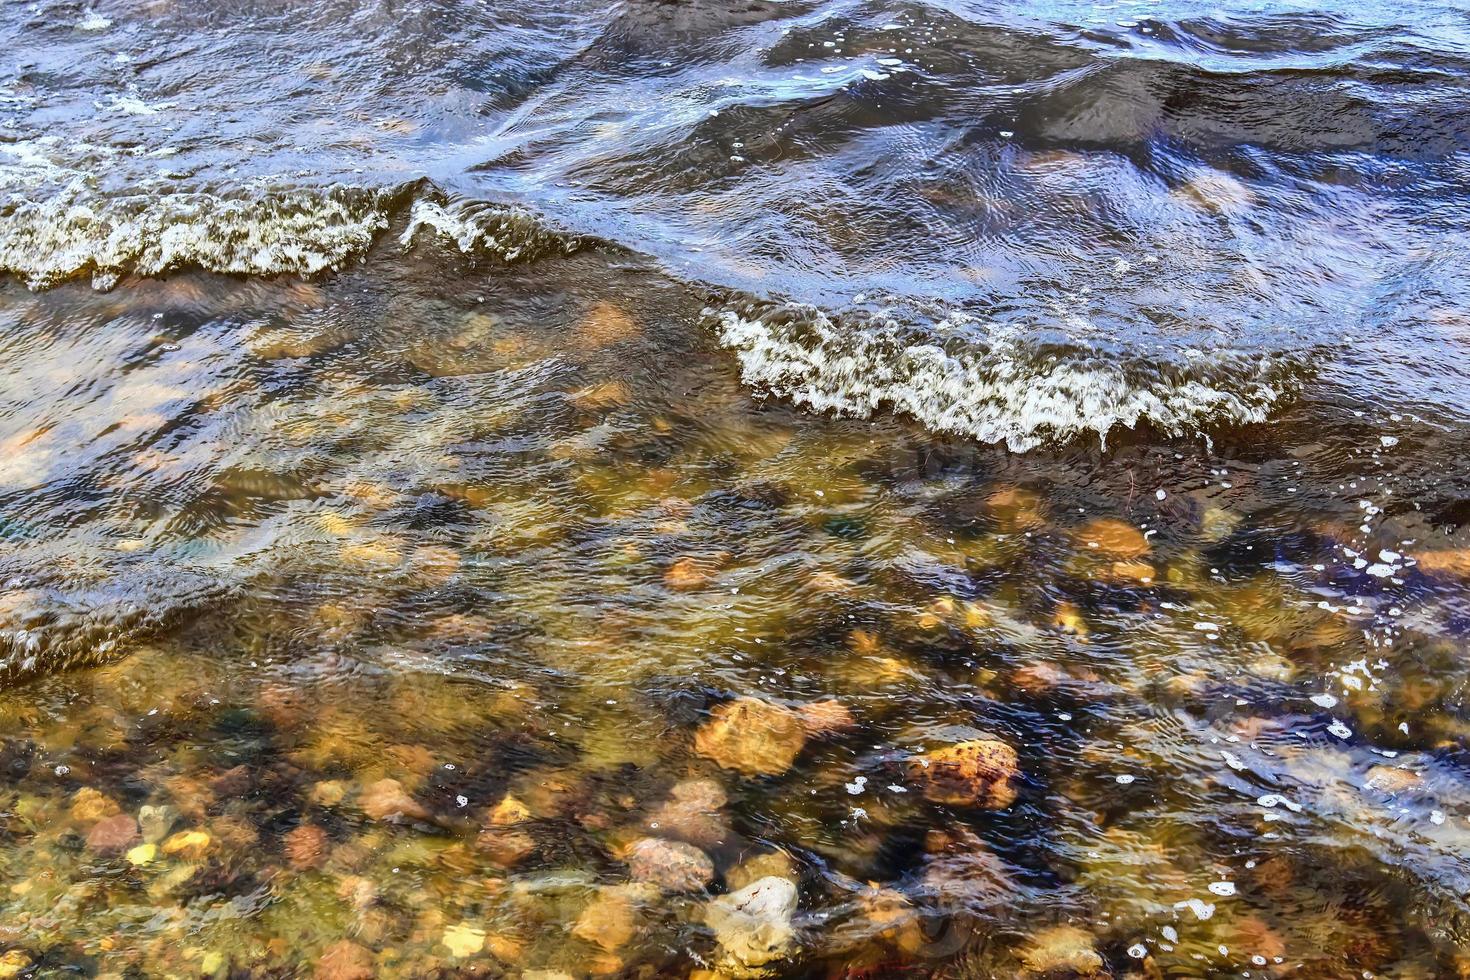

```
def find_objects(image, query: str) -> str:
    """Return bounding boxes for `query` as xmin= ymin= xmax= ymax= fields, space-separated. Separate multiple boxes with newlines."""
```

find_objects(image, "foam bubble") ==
xmin=0 ymin=184 xmax=392 ymax=289
xmin=708 ymin=303 xmax=1302 ymax=451
xmin=399 ymin=198 xmax=584 ymax=263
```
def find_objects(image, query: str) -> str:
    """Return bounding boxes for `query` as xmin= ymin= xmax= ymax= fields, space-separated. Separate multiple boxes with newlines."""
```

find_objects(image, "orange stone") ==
xmin=908 ymin=739 xmax=1020 ymax=809
xmin=1076 ymin=518 xmax=1150 ymax=559
xmin=694 ymin=697 xmax=807 ymax=776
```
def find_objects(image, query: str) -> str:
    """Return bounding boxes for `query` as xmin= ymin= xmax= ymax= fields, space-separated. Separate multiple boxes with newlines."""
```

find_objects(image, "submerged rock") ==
xmin=70 ymin=787 xmax=120 ymax=824
xmin=705 ymin=875 xmax=799 ymax=976
xmin=798 ymin=699 xmax=855 ymax=737
xmin=161 ymin=830 xmax=212 ymax=860
xmin=285 ymin=824 xmax=330 ymax=870
xmin=315 ymin=940 xmax=376 ymax=980
xmin=908 ymin=739 xmax=1020 ymax=809
xmin=626 ymin=837 xmax=715 ymax=892
xmin=1020 ymin=924 xmax=1107 ymax=978
xmin=645 ymin=778 xmax=730 ymax=847
xmin=358 ymin=779 xmax=429 ymax=823
xmin=572 ymin=884 xmax=654 ymax=951
xmin=86 ymin=813 xmax=140 ymax=855
xmin=694 ymin=697 xmax=808 ymax=776
xmin=1076 ymin=518 xmax=1150 ymax=559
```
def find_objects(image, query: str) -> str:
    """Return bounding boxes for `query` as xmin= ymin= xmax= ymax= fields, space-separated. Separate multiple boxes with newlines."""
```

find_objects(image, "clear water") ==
xmin=2 ymin=0 xmax=1470 ymax=977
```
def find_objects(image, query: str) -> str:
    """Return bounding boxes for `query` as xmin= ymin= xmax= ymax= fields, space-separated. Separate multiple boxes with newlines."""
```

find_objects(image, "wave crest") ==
xmin=399 ymin=197 xmax=587 ymax=263
xmin=0 ymin=185 xmax=394 ymax=290
xmin=709 ymin=302 xmax=1304 ymax=451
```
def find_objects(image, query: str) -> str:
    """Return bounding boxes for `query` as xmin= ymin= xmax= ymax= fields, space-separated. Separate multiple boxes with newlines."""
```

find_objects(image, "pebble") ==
xmin=908 ymin=739 xmax=1020 ymax=809
xmin=161 ymin=830 xmax=212 ymax=860
xmin=626 ymin=837 xmax=715 ymax=892
xmin=694 ymin=697 xmax=808 ymax=776
xmin=85 ymin=813 xmax=140 ymax=855
xmin=705 ymin=875 xmax=799 ymax=974
xmin=314 ymin=940 xmax=375 ymax=980
xmin=284 ymin=824 xmax=330 ymax=870
xmin=1021 ymin=924 xmax=1106 ymax=977
xmin=442 ymin=923 xmax=485 ymax=958
xmin=358 ymin=779 xmax=429 ymax=823
xmin=1076 ymin=518 xmax=1150 ymax=559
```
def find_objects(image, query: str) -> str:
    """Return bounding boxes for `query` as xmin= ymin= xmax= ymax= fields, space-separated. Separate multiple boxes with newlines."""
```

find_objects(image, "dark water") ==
xmin=3 ymin=0 xmax=1470 ymax=977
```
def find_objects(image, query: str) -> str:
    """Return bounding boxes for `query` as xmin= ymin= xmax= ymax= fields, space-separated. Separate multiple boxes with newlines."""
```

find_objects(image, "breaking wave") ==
xmin=709 ymin=302 xmax=1304 ymax=451
xmin=0 ymin=184 xmax=590 ymax=290
xmin=0 ymin=185 xmax=396 ymax=290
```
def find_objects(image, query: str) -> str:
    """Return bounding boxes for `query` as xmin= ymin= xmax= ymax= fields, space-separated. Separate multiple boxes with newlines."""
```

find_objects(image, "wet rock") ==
xmin=311 ymin=780 xmax=349 ymax=807
xmin=442 ymin=923 xmax=485 ymax=958
xmin=987 ymin=485 xmax=1046 ymax=531
xmin=1365 ymin=765 xmax=1421 ymax=794
xmin=1020 ymin=925 xmax=1107 ymax=978
xmin=86 ymin=813 xmax=140 ymax=855
xmin=573 ymin=884 xmax=653 ymax=951
xmin=798 ymin=699 xmax=855 ymax=738
xmin=70 ymin=787 xmax=120 ymax=824
xmin=908 ymin=739 xmax=1020 ymax=809
xmin=665 ymin=556 xmax=718 ymax=591
xmin=1076 ymin=518 xmax=1150 ymax=559
xmin=336 ymin=874 xmax=379 ymax=910
xmin=705 ymin=875 xmax=799 ymax=976
xmin=161 ymin=830 xmax=212 ymax=860
xmin=488 ymin=795 xmax=531 ymax=826
xmin=725 ymin=850 xmax=796 ymax=892
xmin=285 ymin=824 xmax=330 ymax=870
xmin=476 ymin=826 xmax=536 ymax=867
xmin=358 ymin=779 xmax=429 ymax=823
xmin=694 ymin=697 xmax=808 ymax=776
xmin=315 ymin=940 xmax=376 ymax=980
xmin=138 ymin=803 xmax=176 ymax=843
xmin=127 ymin=842 xmax=158 ymax=866
xmin=626 ymin=837 xmax=715 ymax=892
xmin=645 ymin=778 xmax=730 ymax=847
xmin=569 ymin=380 xmax=633 ymax=411
xmin=1052 ymin=602 xmax=1088 ymax=637
xmin=1105 ymin=560 xmax=1156 ymax=585
xmin=577 ymin=301 xmax=641 ymax=347
xmin=0 ymin=951 xmax=32 ymax=980
xmin=1414 ymin=549 xmax=1470 ymax=578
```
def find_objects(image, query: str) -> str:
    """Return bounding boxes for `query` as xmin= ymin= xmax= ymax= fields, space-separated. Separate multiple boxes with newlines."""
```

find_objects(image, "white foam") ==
xmin=399 ymin=198 xmax=580 ymax=263
xmin=0 ymin=184 xmax=390 ymax=289
xmin=709 ymin=305 xmax=1295 ymax=451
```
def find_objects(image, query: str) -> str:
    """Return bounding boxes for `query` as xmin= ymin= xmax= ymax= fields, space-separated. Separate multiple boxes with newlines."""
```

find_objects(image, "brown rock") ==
xmin=1076 ymin=518 xmax=1150 ymax=559
xmin=1414 ymin=549 xmax=1470 ymax=578
xmin=70 ymin=787 xmax=120 ymax=824
xmin=665 ymin=556 xmax=716 ymax=591
xmin=488 ymin=795 xmax=531 ymax=826
xmin=572 ymin=886 xmax=645 ymax=951
xmin=694 ymin=697 xmax=808 ymax=776
xmin=285 ymin=824 xmax=330 ymax=870
xmin=476 ymin=827 xmax=536 ymax=867
xmin=210 ymin=764 xmax=253 ymax=797
xmin=1021 ymin=925 xmax=1106 ymax=978
xmin=626 ymin=837 xmax=714 ymax=892
xmin=987 ymin=486 xmax=1046 ymax=531
xmin=161 ymin=829 xmax=213 ymax=860
xmin=86 ymin=813 xmax=140 ymax=855
xmin=358 ymin=779 xmax=429 ymax=823
xmin=569 ymin=380 xmax=633 ymax=411
xmin=577 ymin=302 xmax=641 ymax=347
xmin=1365 ymin=765 xmax=1421 ymax=795
xmin=645 ymin=779 xmax=730 ymax=847
xmin=908 ymin=739 xmax=1020 ymax=809
xmin=798 ymin=699 xmax=855 ymax=737
xmin=315 ymin=940 xmax=375 ymax=980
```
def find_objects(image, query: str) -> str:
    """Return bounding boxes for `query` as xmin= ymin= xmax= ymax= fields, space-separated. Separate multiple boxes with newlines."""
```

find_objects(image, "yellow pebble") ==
xmin=442 ymin=923 xmax=485 ymax=958
xmin=162 ymin=830 xmax=212 ymax=859
xmin=126 ymin=843 xmax=157 ymax=866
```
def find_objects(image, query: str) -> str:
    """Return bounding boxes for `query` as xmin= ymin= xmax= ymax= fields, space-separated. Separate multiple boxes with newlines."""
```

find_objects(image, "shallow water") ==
xmin=4 ymin=1 xmax=1470 ymax=978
